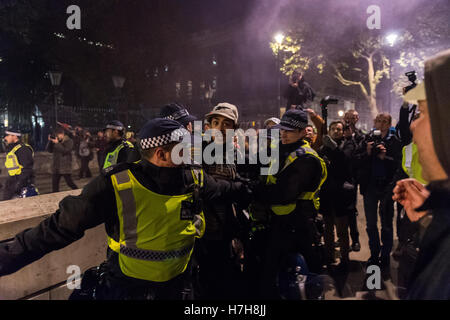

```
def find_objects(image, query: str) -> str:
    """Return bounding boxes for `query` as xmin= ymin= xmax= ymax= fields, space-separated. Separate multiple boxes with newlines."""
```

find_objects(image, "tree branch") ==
xmin=332 ymin=64 xmax=369 ymax=98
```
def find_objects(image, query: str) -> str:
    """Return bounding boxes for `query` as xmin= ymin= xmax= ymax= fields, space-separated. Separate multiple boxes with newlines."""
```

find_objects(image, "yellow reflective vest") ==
xmin=402 ymin=142 xmax=427 ymax=185
xmin=107 ymin=167 xmax=205 ymax=282
xmin=5 ymin=144 xmax=34 ymax=176
xmin=266 ymin=141 xmax=327 ymax=215
xmin=103 ymin=141 xmax=135 ymax=169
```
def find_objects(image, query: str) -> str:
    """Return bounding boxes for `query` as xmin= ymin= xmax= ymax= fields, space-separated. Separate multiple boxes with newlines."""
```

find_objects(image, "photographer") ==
xmin=283 ymin=70 xmax=315 ymax=109
xmin=319 ymin=121 xmax=358 ymax=271
xmin=355 ymin=113 xmax=402 ymax=273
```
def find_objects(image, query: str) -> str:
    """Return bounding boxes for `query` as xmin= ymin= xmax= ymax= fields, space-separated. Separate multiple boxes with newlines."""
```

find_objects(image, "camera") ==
xmin=404 ymin=71 xmax=417 ymax=94
xmin=320 ymin=96 xmax=339 ymax=107
xmin=367 ymin=130 xmax=385 ymax=154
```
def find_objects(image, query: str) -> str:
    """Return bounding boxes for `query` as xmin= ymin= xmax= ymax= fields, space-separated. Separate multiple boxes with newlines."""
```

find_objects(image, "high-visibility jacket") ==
xmin=5 ymin=144 xmax=34 ymax=176
xmin=103 ymin=141 xmax=135 ymax=169
xmin=402 ymin=142 xmax=427 ymax=185
xmin=266 ymin=141 xmax=327 ymax=215
xmin=107 ymin=167 xmax=205 ymax=282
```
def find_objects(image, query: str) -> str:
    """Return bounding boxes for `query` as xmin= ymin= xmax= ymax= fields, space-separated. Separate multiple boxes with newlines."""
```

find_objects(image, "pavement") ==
xmin=323 ymin=192 xmax=401 ymax=300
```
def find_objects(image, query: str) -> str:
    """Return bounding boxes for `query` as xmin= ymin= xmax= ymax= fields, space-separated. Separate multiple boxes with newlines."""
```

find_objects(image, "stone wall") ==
xmin=0 ymin=190 xmax=107 ymax=300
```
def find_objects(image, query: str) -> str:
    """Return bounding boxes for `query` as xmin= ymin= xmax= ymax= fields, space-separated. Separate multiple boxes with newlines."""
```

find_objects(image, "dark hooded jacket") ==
xmin=406 ymin=49 xmax=450 ymax=300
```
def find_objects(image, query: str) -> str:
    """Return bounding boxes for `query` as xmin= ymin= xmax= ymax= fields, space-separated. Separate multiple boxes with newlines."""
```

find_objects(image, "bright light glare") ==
xmin=338 ymin=110 xmax=344 ymax=117
xmin=274 ymin=33 xmax=285 ymax=44
xmin=386 ymin=33 xmax=398 ymax=47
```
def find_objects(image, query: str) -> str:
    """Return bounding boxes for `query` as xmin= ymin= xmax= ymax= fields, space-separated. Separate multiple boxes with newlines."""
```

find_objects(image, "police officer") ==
xmin=254 ymin=109 xmax=327 ymax=298
xmin=2 ymin=128 xmax=35 ymax=200
xmin=0 ymin=118 xmax=250 ymax=300
xmin=103 ymin=120 xmax=140 ymax=169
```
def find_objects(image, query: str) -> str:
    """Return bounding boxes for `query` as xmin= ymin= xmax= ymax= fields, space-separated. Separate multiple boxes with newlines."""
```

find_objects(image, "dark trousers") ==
xmin=2 ymin=177 xmax=18 ymax=201
xmin=97 ymin=152 xmax=106 ymax=170
xmin=195 ymin=238 xmax=237 ymax=300
xmin=261 ymin=209 xmax=321 ymax=298
xmin=324 ymin=213 xmax=350 ymax=262
xmin=348 ymin=189 xmax=360 ymax=244
xmin=79 ymin=156 xmax=92 ymax=178
xmin=363 ymin=183 xmax=394 ymax=259
xmin=52 ymin=174 xmax=78 ymax=192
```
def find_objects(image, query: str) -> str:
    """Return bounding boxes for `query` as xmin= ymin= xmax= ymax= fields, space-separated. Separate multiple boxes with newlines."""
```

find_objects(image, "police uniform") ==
xmin=103 ymin=120 xmax=140 ymax=169
xmin=2 ymin=128 xmax=35 ymax=200
xmin=254 ymin=109 xmax=327 ymax=298
xmin=0 ymin=119 xmax=248 ymax=300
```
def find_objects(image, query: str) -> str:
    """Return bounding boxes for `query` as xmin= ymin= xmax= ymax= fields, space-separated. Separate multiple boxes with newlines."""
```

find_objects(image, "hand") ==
xmin=322 ymin=135 xmax=337 ymax=150
xmin=393 ymin=179 xmax=430 ymax=222
xmin=344 ymin=126 xmax=353 ymax=139
xmin=305 ymin=108 xmax=317 ymax=118
xmin=376 ymin=144 xmax=387 ymax=160
xmin=366 ymin=142 xmax=374 ymax=155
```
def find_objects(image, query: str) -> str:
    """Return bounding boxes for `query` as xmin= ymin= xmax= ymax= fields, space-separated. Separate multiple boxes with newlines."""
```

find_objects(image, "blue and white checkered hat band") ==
xmin=164 ymin=109 xmax=189 ymax=121
xmin=280 ymin=118 xmax=305 ymax=128
xmin=106 ymin=124 xmax=124 ymax=130
xmin=140 ymin=128 xmax=189 ymax=149
xmin=5 ymin=131 xmax=21 ymax=137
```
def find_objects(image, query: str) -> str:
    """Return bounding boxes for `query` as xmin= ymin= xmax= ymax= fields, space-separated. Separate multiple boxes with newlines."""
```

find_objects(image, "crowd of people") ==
xmin=0 ymin=49 xmax=449 ymax=300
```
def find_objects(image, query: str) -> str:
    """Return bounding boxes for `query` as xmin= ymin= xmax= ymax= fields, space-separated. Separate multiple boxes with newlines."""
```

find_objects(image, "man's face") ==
xmin=280 ymin=128 xmax=305 ymax=144
xmin=105 ymin=128 xmax=120 ymax=142
xmin=97 ymin=131 xmax=104 ymax=138
xmin=344 ymin=112 xmax=359 ymax=126
xmin=305 ymin=126 xmax=314 ymax=140
xmin=330 ymin=123 xmax=344 ymax=140
xmin=209 ymin=116 xmax=234 ymax=137
xmin=4 ymin=134 xmax=16 ymax=145
xmin=410 ymin=100 xmax=447 ymax=181
xmin=56 ymin=133 xmax=64 ymax=140
xmin=374 ymin=115 xmax=391 ymax=132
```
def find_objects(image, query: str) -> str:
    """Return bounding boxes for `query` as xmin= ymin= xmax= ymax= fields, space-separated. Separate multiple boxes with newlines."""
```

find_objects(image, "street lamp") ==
xmin=112 ymin=75 xmax=126 ymax=119
xmin=274 ymin=33 xmax=285 ymax=45
xmin=384 ymin=33 xmax=399 ymax=114
xmin=48 ymin=70 xmax=62 ymax=125
xmin=338 ymin=110 xmax=344 ymax=117
xmin=385 ymin=33 xmax=398 ymax=47
xmin=274 ymin=33 xmax=284 ymax=112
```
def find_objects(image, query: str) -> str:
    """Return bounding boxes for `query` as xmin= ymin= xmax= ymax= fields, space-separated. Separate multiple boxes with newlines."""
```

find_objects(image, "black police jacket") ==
xmin=0 ymin=160 xmax=248 ymax=285
xmin=255 ymin=139 xmax=322 ymax=214
xmin=354 ymin=131 xmax=402 ymax=195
